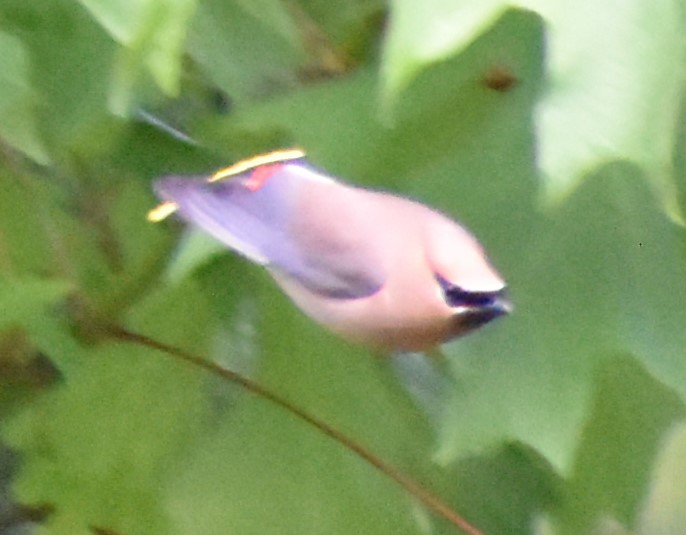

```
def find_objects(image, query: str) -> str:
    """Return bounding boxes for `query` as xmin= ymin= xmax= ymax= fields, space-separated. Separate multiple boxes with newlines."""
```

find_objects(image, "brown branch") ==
xmin=105 ymin=325 xmax=483 ymax=535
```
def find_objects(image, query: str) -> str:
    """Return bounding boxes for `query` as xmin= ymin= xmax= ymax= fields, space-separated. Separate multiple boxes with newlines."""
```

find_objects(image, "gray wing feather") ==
xmin=154 ymin=169 xmax=383 ymax=299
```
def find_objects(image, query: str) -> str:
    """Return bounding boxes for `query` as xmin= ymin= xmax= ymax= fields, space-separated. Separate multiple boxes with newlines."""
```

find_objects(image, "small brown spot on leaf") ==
xmin=483 ymin=65 xmax=518 ymax=92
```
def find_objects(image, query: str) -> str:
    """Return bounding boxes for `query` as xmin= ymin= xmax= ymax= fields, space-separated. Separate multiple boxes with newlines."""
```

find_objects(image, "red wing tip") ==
xmin=242 ymin=163 xmax=285 ymax=191
xmin=148 ymin=148 xmax=306 ymax=221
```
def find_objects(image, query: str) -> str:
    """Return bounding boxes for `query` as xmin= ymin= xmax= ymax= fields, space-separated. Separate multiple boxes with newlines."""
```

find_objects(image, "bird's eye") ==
xmin=436 ymin=275 xmax=503 ymax=308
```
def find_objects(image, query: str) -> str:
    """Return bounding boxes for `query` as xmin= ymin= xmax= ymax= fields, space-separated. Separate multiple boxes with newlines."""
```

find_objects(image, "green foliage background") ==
xmin=1 ymin=1 xmax=686 ymax=534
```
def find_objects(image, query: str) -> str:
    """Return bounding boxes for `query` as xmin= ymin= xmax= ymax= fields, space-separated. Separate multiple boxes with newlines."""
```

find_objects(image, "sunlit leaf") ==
xmin=638 ymin=422 xmax=686 ymax=535
xmin=382 ymin=1 xmax=686 ymax=220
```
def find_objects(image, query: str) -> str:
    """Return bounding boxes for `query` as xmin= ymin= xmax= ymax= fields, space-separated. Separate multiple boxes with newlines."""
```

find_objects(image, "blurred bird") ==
xmin=149 ymin=149 xmax=510 ymax=352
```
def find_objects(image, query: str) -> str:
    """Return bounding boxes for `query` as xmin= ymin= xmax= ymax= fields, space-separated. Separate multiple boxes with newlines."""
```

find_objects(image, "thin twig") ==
xmin=106 ymin=326 xmax=483 ymax=535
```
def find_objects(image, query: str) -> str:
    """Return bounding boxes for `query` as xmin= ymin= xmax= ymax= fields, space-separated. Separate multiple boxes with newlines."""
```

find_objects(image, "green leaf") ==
xmin=0 ymin=170 xmax=53 ymax=275
xmin=0 ymin=0 xmax=117 ymax=158
xmin=451 ymin=443 xmax=562 ymax=535
xmin=531 ymin=0 xmax=686 ymax=222
xmin=168 ymin=398 xmax=427 ymax=535
xmin=167 ymin=279 xmax=438 ymax=534
xmin=295 ymin=0 xmax=386 ymax=61
xmin=78 ymin=0 xmax=198 ymax=114
xmin=2 ymin=279 xmax=216 ymax=535
xmin=187 ymin=0 xmax=305 ymax=106
xmin=233 ymin=0 xmax=302 ymax=50
xmin=0 ymin=275 xmax=81 ymax=377
xmin=0 ymin=32 xmax=49 ymax=164
xmin=438 ymin=165 xmax=686 ymax=472
xmin=4 ymin=340 xmax=209 ymax=535
xmin=0 ymin=278 xmax=70 ymax=333
xmin=76 ymin=0 xmax=143 ymax=43
xmin=163 ymin=228 xmax=226 ymax=284
xmin=382 ymin=0 xmax=507 ymax=99
xmin=555 ymin=356 xmax=685 ymax=534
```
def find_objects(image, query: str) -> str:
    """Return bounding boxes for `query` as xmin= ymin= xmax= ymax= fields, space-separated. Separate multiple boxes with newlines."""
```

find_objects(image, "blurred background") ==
xmin=1 ymin=1 xmax=686 ymax=534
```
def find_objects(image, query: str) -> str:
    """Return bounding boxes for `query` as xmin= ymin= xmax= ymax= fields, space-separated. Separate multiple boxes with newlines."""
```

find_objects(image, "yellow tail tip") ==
xmin=147 ymin=201 xmax=178 ymax=222
xmin=209 ymin=148 xmax=305 ymax=182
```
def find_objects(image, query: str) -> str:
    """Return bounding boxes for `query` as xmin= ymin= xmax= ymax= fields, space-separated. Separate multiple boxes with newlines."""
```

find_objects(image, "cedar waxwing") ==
xmin=150 ymin=150 xmax=510 ymax=352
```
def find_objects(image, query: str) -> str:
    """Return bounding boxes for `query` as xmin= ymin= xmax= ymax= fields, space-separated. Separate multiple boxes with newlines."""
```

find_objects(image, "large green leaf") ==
xmin=382 ymin=1 xmax=686 ymax=220
xmin=439 ymin=166 xmax=686 ymax=472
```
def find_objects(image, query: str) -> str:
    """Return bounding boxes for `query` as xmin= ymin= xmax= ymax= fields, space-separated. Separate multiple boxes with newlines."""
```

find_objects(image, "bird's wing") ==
xmin=154 ymin=164 xmax=384 ymax=299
